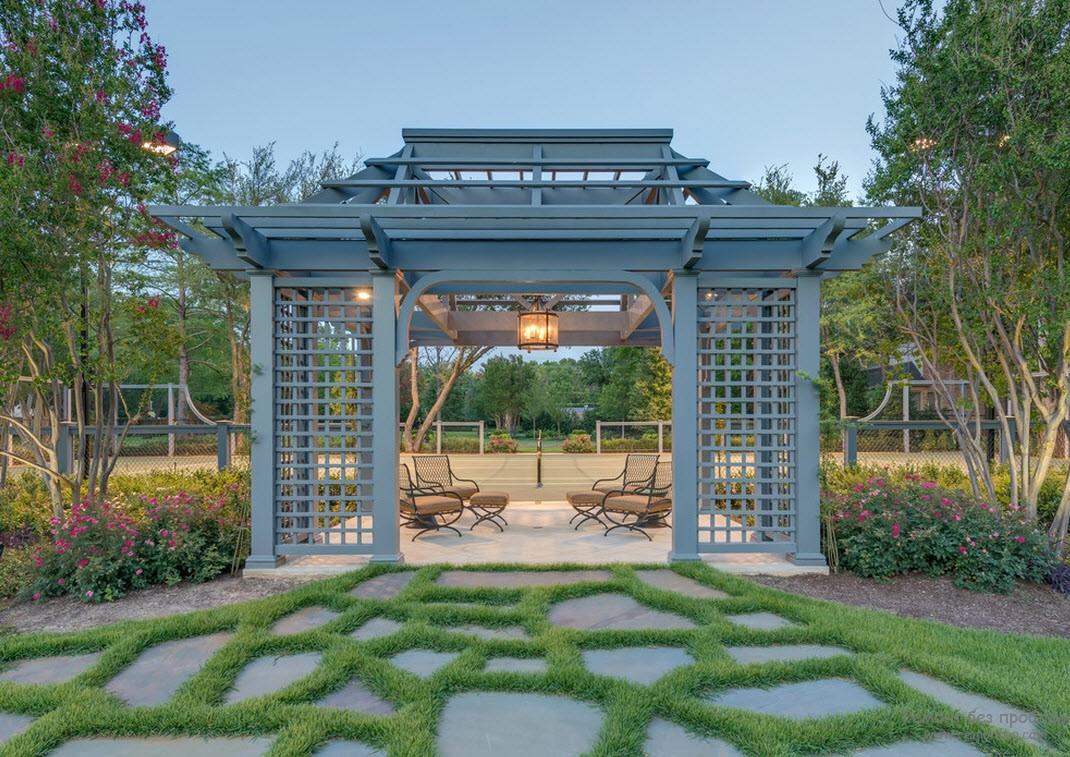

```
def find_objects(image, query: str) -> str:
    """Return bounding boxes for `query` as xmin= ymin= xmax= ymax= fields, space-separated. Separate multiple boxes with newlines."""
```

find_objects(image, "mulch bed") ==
xmin=0 ymin=575 xmax=316 ymax=635
xmin=750 ymin=572 xmax=1070 ymax=638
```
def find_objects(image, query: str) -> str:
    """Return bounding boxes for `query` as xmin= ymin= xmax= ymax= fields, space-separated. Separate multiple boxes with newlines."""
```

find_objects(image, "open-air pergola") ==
xmin=150 ymin=128 xmax=918 ymax=568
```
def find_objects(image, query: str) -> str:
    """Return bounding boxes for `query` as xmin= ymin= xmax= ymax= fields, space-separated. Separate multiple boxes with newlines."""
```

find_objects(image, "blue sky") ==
xmin=144 ymin=0 xmax=906 ymax=199
xmin=143 ymin=0 xmax=907 ymax=364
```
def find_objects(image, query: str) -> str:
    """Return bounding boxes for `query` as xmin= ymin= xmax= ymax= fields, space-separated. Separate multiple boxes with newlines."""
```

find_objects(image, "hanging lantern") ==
xmin=516 ymin=299 xmax=559 ymax=351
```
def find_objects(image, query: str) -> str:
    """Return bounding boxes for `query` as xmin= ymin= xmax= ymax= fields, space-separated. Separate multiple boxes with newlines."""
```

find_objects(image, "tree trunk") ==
xmin=402 ymin=348 xmax=420 ymax=451
xmin=829 ymin=353 xmax=848 ymax=420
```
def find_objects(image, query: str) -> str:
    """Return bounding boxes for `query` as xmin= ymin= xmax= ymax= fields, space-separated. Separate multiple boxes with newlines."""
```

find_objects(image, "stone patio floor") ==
xmin=0 ymin=567 xmax=1054 ymax=756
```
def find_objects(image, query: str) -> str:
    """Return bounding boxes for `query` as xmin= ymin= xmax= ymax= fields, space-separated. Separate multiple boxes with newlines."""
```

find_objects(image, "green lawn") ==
xmin=0 ymin=563 xmax=1067 ymax=756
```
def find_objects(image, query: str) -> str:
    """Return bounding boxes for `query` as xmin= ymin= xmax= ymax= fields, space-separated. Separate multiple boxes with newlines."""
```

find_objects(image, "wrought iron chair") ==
xmin=591 ymin=453 xmax=659 ymax=495
xmin=412 ymin=454 xmax=480 ymax=501
xmin=601 ymin=461 xmax=672 ymax=541
xmin=398 ymin=464 xmax=464 ymax=541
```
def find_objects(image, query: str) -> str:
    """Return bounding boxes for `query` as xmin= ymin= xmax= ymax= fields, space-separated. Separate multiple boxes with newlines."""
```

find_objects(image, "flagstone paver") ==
xmin=437 ymin=692 xmax=602 ymax=757
xmin=452 ymin=623 xmax=529 ymax=641
xmin=707 ymin=678 xmax=883 ymax=719
xmin=582 ymin=646 xmax=694 ymax=685
xmin=106 ymin=632 xmax=232 ymax=706
xmin=548 ymin=593 xmax=697 ymax=630
xmin=723 ymin=611 xmax=799 ymax=631
xmin=435 ymin=569 xmax=613 ymax=588
xmin=851 ymin=734 xmax=985 ymax=756
xmin=48 ymin=736 xmax=274 ymax=756
xmin=898 ymin=670 xmax=1045 ymax=745
xmin=316 ymin=679 xmax=394 ymax=715
xmin=270 ymin=606 xmax=340 ymax=635
xmin=349 ymin=572 xmax=416 ymax=599
xmin=389 ymin=649 xmax=459 ymax=678
xmin=0 ymin=713 xmax=34 ymax=746
xmin=725 ymin=644 xmax=852 ymax=665
xmin=484 ymin=657 xmax=548 ymax=674
xmin=349 ymin=617 xmax=404 ymax=641
xmin=314 ymin=740 xmax=385 ymax=756
xmin=634 ymin=570 xmax=729 ymax=599
xmin=0 ymin=651 xmax=101 ymax=684
xmin=643 ymin=718 xmax=744 ymax=756
xmin=225 ymin=652 xmax=322 ymax=703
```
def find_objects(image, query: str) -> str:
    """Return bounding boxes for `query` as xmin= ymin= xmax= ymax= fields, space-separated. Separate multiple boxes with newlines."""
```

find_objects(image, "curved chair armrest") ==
xmin=453 ymin=475 xmax=480 ymax=492
xmin=591 ymin=471 xmax=624 ymax=490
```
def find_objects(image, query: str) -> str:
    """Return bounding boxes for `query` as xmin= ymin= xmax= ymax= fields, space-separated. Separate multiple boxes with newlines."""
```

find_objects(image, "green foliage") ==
xmin=824 ymin=476 xmax=1053 ymax=593
xmin=0 ymin=547 xmax=34 ymax=600
xmin=486 ymin=432 xmax=518 ymax=454
xmin=560 ymin=432 xmax=594 ymax=453
xmin=23 ymin=485 xmax=245 ymax=603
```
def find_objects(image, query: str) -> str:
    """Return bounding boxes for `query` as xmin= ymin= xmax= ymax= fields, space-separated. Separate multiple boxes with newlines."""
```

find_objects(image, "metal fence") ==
xmin=594 ymin=421 xmax=671 ymax=454
xmin=47 ymin=423 xmax=251 ymax=476
xmin=820 ymin=419 xmax=1007 ymax=469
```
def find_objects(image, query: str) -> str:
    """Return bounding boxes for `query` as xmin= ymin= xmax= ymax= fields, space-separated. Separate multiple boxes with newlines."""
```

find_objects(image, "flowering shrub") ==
xmin=137 ymin=492 xmax=238 ymax=585
xmin=561 ymin=432 xmax=595 ymax=453
xmin=823 ymin=476 xmax=1052 ymax=593
xmin=23 ymin=488 xmax=245 ymax=603
xmin=488 ymin=432 xmax=518 ymax=453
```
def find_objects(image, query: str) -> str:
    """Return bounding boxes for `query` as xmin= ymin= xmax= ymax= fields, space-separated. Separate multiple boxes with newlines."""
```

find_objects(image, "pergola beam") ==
xmin=801 ymin=214 xmax=846 ymax=269
xmin=220 ymin=214 xmax=270 ymax=268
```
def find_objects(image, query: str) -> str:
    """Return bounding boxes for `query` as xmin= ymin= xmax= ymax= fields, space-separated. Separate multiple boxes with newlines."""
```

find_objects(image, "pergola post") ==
xmin=792 ymin=272 xmax=827 ymax=566
xmin=371 ymin=270 xmax=403 ymax=563
xmin=670 ymin=271 xmax=700 ymax=561
xmin=246 ymin=271 xmax=281 ymax=569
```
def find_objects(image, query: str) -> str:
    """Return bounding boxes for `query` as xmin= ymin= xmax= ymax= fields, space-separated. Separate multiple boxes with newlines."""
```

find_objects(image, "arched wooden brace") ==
xmin=395 ymin=270 xmax=675 ymax=366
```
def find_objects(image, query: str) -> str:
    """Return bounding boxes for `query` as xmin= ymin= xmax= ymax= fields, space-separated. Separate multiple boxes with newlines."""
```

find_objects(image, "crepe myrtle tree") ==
xmin=868 ymin=0 xmax=1070 ymax=553
xmin=0 ymin=0 xmax=178 ymax=515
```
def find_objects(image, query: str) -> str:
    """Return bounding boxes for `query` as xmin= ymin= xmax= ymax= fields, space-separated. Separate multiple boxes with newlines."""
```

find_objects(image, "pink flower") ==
xmin=952 ymin=513 xmax=961 ymax=522
xmin=6 ymin=150 xmax=24 ymax=167
xmin=921 ymin=480 xmax=936 ymax=489
xmin=32 ymin=592 xmax=41 ymax=600
xmin=1015 ymin=535 xmax=1026 ymax=543
xmin=57 ymin=578 xmax=64 ymax=585
xmin=68 ymin=175 xmax=82 ymax=196
xmin=85 ymin=590 xmax=94 ymax=598
xmin=95 ymin=90 xmax=108 ymax=103
xmin=959 ymin=546 xmax=968 ymax=554
xmin=891 ymin=524 xmax=901 ymax=539
xmin=135 ymin=568 xmax=143 ymax=575
xmin=76 ymin=558 xmax=89 ymax=569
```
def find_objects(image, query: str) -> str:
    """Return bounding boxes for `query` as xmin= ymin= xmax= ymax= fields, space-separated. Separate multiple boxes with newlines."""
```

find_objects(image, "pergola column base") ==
xmin=788 ymin=552 xmax=828 ymax=567
xmin=245 ymin=554 xmax=285 ymax=570
xmin=668 ymin=550 xmax=700 ymax=562
xmin=370 ymin=553 xmax=406 ymax=565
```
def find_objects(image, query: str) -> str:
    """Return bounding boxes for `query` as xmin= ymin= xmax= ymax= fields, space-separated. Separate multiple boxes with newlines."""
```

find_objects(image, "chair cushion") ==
xmin=592 ymin=484 xmax=620 ymax=495
xmin=401 ymin=495 xmax=463 ymax=516
xmin=567 ymin=490 xmax=604 ymax=506
xmin=445 ymin=485 xmax=478 ymax=500
xmin=470 ymin=491 xmax=509 ymax=507
xmin=603 ymin=495 xmax=672 ymax=514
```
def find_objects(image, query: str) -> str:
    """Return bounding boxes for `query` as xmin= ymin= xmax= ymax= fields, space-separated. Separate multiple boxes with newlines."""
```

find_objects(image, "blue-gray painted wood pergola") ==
xmin=150 ymin=128 xmax=919 ymax=569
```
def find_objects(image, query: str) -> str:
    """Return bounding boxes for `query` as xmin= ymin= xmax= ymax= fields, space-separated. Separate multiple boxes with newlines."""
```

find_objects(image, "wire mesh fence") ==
xmin=820 ymin=419 xmax=1006 ymax=470
xmin=2 ymin=423 xmax=250 ymax=479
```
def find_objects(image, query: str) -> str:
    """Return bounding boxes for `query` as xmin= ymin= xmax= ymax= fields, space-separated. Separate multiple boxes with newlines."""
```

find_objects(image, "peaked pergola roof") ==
xmin=149 ymin=128 xmax=919 ymax=349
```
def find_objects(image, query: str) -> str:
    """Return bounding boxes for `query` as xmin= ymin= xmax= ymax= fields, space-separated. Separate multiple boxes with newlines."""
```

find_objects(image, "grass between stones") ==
xmin=0 ymin=562 xmax=1067 ymax=756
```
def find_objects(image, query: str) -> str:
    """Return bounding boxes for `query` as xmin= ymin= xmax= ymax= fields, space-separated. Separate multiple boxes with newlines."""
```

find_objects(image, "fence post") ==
xmin=167 ymin=384 xmax=176 ymax=458
xmin=595 ymin=421 xmax=602 ymax=454
xmin=478 ymin=420 xmax=485 ymax=455
xmin=56 ymin=423 xmax=71 ymax=475
xmin=657 ymin=421 xmax=664 ymax=454
xmin=215 ymin=421 xmax=231 ymax=471
xmin=436 ymin=418 xmax=442 ymax=454
xmin=902 ymin=384 xmax=910 ymax=454
xmin=843 ymin=420 xmax=858 ymax=467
